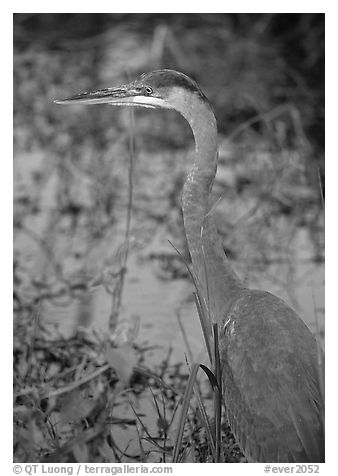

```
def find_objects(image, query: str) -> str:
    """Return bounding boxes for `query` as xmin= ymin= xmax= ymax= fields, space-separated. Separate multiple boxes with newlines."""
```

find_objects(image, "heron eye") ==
xmin=145 ymin=86 xmax=153 ymax=95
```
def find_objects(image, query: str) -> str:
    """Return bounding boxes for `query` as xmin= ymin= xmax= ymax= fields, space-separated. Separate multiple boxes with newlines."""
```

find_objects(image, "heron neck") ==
xmin=181 ymin=97 xmax=243 ymax=323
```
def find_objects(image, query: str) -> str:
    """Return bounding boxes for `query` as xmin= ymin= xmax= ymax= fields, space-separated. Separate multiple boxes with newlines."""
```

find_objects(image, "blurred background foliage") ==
xmin=13 ymin=13 xmax=324 ymax=463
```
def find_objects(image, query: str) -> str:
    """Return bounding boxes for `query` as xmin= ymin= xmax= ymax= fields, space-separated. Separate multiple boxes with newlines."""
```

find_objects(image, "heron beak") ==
xmin=54 ymin=85 xmax=164 ymax=109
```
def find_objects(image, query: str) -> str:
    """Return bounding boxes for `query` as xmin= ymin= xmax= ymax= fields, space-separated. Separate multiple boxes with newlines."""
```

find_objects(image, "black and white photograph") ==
xmin=13 ymin=12 xmax=325 ymax=466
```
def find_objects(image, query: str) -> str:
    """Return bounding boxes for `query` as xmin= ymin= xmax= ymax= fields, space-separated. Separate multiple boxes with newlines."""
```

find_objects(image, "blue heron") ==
xmin=55 ymin=69 xmax=324 ymax=462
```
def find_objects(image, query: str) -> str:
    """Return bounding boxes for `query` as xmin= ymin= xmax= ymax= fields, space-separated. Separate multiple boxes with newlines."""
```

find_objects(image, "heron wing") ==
xmin=221 ymin=289 xmax=324 ymax=462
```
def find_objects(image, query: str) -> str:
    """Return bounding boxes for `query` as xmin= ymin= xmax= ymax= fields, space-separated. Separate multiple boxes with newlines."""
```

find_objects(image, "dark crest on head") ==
xmin=137 ymin=69 xmax=208 ymax=102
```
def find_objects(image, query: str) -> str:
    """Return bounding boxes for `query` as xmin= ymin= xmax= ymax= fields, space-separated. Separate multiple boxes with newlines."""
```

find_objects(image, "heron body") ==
xmin=55 ymin=69 xmax=324 ymax=462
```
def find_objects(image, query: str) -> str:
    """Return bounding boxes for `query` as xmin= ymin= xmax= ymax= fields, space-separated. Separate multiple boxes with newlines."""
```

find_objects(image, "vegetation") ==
xmin=14 ymin=14 xmax=324 ymax=463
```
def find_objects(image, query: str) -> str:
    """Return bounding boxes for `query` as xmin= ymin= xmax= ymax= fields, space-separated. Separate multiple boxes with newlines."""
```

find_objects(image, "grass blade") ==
xmin=213 ymin=323 xmax=222 ymax=462
xmin=172 ymin=363 xmax=199 ymax=462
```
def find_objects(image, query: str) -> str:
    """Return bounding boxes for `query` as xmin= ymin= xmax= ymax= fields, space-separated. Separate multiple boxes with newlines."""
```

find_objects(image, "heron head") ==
xmin=54 ymin=69 xmax=209 ymax=118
